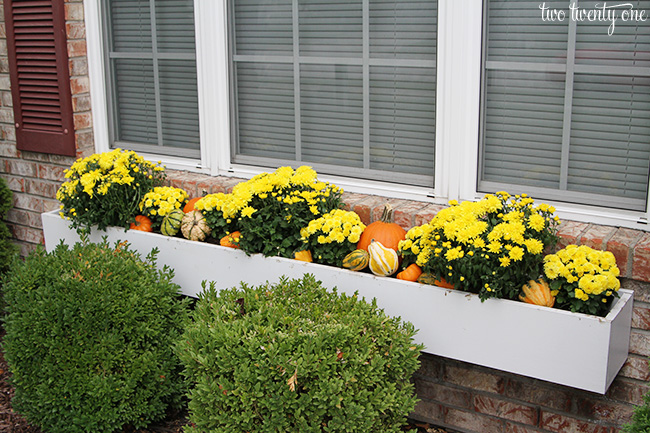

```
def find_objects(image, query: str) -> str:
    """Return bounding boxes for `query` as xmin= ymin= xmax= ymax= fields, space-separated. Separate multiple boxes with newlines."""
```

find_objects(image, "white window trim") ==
xmin=84 ymin=0 xmax=650 ymax=231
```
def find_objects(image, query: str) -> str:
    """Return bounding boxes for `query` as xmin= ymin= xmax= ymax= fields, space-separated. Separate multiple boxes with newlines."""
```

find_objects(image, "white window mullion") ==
xmin=559 ymin=11 xmax=578 ymax=190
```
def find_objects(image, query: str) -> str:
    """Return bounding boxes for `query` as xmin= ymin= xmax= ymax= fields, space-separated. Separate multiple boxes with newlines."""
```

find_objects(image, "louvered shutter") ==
xmin=230 ymin=0 xmax=437 ymax=186
xmin=481 ymin=0 xmax=650 ymax=211
xmin=4 ymin=0 xmax=75 ymax=157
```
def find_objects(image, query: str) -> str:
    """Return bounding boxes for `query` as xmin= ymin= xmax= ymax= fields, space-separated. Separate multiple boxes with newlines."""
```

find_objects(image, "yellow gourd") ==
xmin=294 ymin=250 xmax=313 ymax=262
xmin=368 ymin=239 xmax=399 ymax=277
xmin=519 ymin=279 xmax=555 ymax=307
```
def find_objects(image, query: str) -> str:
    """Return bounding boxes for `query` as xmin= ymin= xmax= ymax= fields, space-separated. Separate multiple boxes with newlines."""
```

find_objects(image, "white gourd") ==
xmin=368 ymin=239 xmax=399 ymax=277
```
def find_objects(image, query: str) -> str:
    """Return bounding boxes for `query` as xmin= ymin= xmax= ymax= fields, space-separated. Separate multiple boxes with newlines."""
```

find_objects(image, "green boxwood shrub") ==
xmin=0 ymin=176 xmax=18 ymax=277
xmin=2 ymin=240 xmax=191 ymax=433
xmin=177 ymin=274 xmax=423 ymax=433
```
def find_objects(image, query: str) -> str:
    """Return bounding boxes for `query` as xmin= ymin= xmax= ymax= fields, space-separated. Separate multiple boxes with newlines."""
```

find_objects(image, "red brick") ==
xmin=0 ymin=142 xmax=19 ymax=157
xmin=504 ymin=378 xmax=572 ymax=412
xmin=341 ymin=192 xmax=370 ymax=211
xmin=540 ymin=412 xmax=610 ymax=433
xmin=556 ymin=221 xmax=589 ymax=250
xmin=65 ymin=2 xmax=84 ymax=20
xmin=66 ymin=21 xmax=85 ymax=39
xmin=0 ymin=106 xmax=13 ymax=123
xmin=69 ymin=57 xmax=88 ymax=76
xmin=474 ymin=394 xmax=538 ymax=425
xmin=5 ymin=208 xmax=43 ymax=229
xmin=22 ymin=151 xmax=51 ymax=162
xmin=411 ymin=400 xmax=444 ymax=424
xmin=414 ymin=203 xmax=444 ymax=226
xmin=416 ymin=380 xmax=471 ymax=409
xmin=394 ymin=201 xmax=429 ymax=231
xmin=371 ymin=199 xmax=409 ymax=222
xmin=580 ymin=224 xmax=617 ymax=251
xmin=350 ymin=196 xmax=386 ymax=225
xmin=607 ymin=377 xmax=649 ymax=406
xmin=11 ymin=224 xmax=44 ymax=244
xmin=625 ymin=279 xmax=650 ymax=303
xmin=620 ymin=354 xmax=650 ymax=381
xmin=72 ymin=93 xmax=91 ymax=112
xmin=505 ymin=423 xmax=543 ymax=433
xmin=445 ymin=407 xmax=504 ymax=433
xmin=574 ymin=397 xmax=635 ymax=424
xmin=13 ymin=193 xmax=43 ymax=213
xmin=67 ymin=39 xmax=87 ymax=57
xmin=73 ymin=112 xmax=92 ymax=130
xmin=633 ymin=233 xmax=650 ymax=283
xmin=628 ymin=330 xmax=650 ymax=357
xmin=70 ymin=76 xmax=89 ymax=95
xmin=1 ymin=124 xmax=16 ymax=141
xmin=37 ymin=163 xmax=67 ymax=183
xmin=25 ymin=179 xmax=59 ymax=198
xmin=43 ymin=198 xmax=60 ymax=212
xmin=2 ymin=174 xmax=24 ymax=192
xmin=7 ymin=159 xmax=37 ymax=177
xmin=632 ymin=305 xmax=650 ymax=331
xmin=416 ymin=354 xmax=445 ymax=380
xmin=444 ymin=364 xmax=505 ymax=394
xmin=608 ymin=228 xmax=644 ymax=278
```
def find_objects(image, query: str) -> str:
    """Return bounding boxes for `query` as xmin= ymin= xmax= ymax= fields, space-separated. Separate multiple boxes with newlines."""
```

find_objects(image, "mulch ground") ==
xmin=0 ymin=336 xmax=448 ymax=433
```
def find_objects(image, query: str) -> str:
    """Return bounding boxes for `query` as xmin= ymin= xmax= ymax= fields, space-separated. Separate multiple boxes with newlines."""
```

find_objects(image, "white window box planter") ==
xmin=42 ymin=210 xmax=633 ymax=394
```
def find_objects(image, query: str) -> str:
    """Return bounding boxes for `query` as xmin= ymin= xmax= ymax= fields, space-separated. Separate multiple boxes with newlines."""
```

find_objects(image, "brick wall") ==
xmin=0 ymin=2 xmax=648 ymax=432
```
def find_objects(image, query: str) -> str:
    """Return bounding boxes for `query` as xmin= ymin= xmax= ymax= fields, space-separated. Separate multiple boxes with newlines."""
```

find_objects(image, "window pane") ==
xmin=109 ymin=0 xmax=152 ymax=52
xmin=159 ymin=60 xmax=200 ymax=150
xmin=370 ymin=66 xmax=436 ymax=175
xmin=299 ymin=0 xmax=362 ymax=57
xmin=482 ymin=69 xmax=564 ymax=189
xmin=301 ymin=64 xmax=363 ymax=167
xmin=233 ymin=0 xmax=293 ymax=56
xmin=155 ymin=0 xmax=196 ymax=53
xmin=113 ymin=59 xmax=157 ymax=145
xmin=236 ymin=63 xmax=296 ymax=160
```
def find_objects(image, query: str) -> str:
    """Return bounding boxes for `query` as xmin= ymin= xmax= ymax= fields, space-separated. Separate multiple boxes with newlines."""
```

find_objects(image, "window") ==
xmin=102 ymin=0 xmax=201 ymax=158
xmin=228 ymin=0 xmax=438 ymax=187
xmin=480 ymin=0 xmax=650 ymax=212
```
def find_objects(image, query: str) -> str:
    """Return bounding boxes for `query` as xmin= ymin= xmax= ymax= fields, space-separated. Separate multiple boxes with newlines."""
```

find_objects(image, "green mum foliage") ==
xmin=0 ymin=176 xmax=18 ymax=278
xmin=177 ymin=274 xmax=423 ymax=433
xmin=2 ymin=240 xmax=191 ymax=433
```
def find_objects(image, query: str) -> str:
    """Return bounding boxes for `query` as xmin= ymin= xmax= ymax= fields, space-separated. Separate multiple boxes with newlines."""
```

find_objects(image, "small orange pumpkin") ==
xmin=396 ymin=264 xmax=423 ymax=282
xmin=519 ymin=279 xmax=555 ymax=307
xmin=183 ymin=197 xmax=202 ymax=213
xmin=356 ymin=203 xmax=407 ymax=252
xmin=130 ymin=215 xmax=153 ymax=232
xmin=220 ymin=231 xmax=241 ymax=248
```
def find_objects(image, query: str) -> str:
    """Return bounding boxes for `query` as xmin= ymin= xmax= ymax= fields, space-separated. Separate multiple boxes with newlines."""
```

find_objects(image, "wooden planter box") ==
xmin=42 ymin=210 xmax=633 ymax=394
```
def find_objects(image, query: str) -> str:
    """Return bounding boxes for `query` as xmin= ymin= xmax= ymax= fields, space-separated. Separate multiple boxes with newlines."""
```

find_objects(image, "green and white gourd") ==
xmin=161 ymin=209 xmax=184 ymax=236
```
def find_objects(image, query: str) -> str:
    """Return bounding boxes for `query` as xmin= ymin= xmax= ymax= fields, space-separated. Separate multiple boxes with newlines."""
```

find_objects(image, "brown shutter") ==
xmin=4 ymin=0 xmax=76 ymax=156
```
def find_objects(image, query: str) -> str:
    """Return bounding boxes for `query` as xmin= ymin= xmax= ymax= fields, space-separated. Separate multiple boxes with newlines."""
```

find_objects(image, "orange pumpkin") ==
xmin=356 ymin=203 xmax=406 ymax=252
xmin=220 ymin=231 xmax=241 ymax=248
xmin=396 ymin=264 xmax=423 ymax=282
xmin=183 ymin=197 xmax=202 ymax=213
xmin=130 ymin=215 xmax=153 ymax=232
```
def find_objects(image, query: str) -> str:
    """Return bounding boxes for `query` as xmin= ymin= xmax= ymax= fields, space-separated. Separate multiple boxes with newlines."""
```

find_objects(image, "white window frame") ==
xmin=83 ymin=0 xmax=650 ymax=230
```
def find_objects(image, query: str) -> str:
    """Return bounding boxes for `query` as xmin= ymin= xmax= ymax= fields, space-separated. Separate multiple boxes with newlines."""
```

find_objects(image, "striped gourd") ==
xmin=181 ymin=210 xmax=212 ymax=242
xmin=342 ymin=249 xmax=369 ymax=271
xmin=161 ymin=209 xmax=184 ymax=236
xmin=368 ymin=240 xmax=399 ymax=277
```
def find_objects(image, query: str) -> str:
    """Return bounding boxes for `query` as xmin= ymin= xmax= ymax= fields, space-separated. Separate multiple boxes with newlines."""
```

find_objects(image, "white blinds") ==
xmin=481 ymin=0 xmax=650 ymax=211
xmin=105 ymin=0 xmax=200 ymax=157
xmin=230 ymin=0 xmax=437 ymax=186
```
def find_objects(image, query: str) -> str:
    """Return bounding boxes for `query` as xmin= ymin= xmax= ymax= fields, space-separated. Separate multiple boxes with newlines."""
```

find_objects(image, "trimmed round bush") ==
xmin=2 ymin=240 xmax=190 ymax=433
xmin=0 ymin=176 xmax=18 ymax=278
xmin=177 ymin=274 xmax=423 ymax=433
